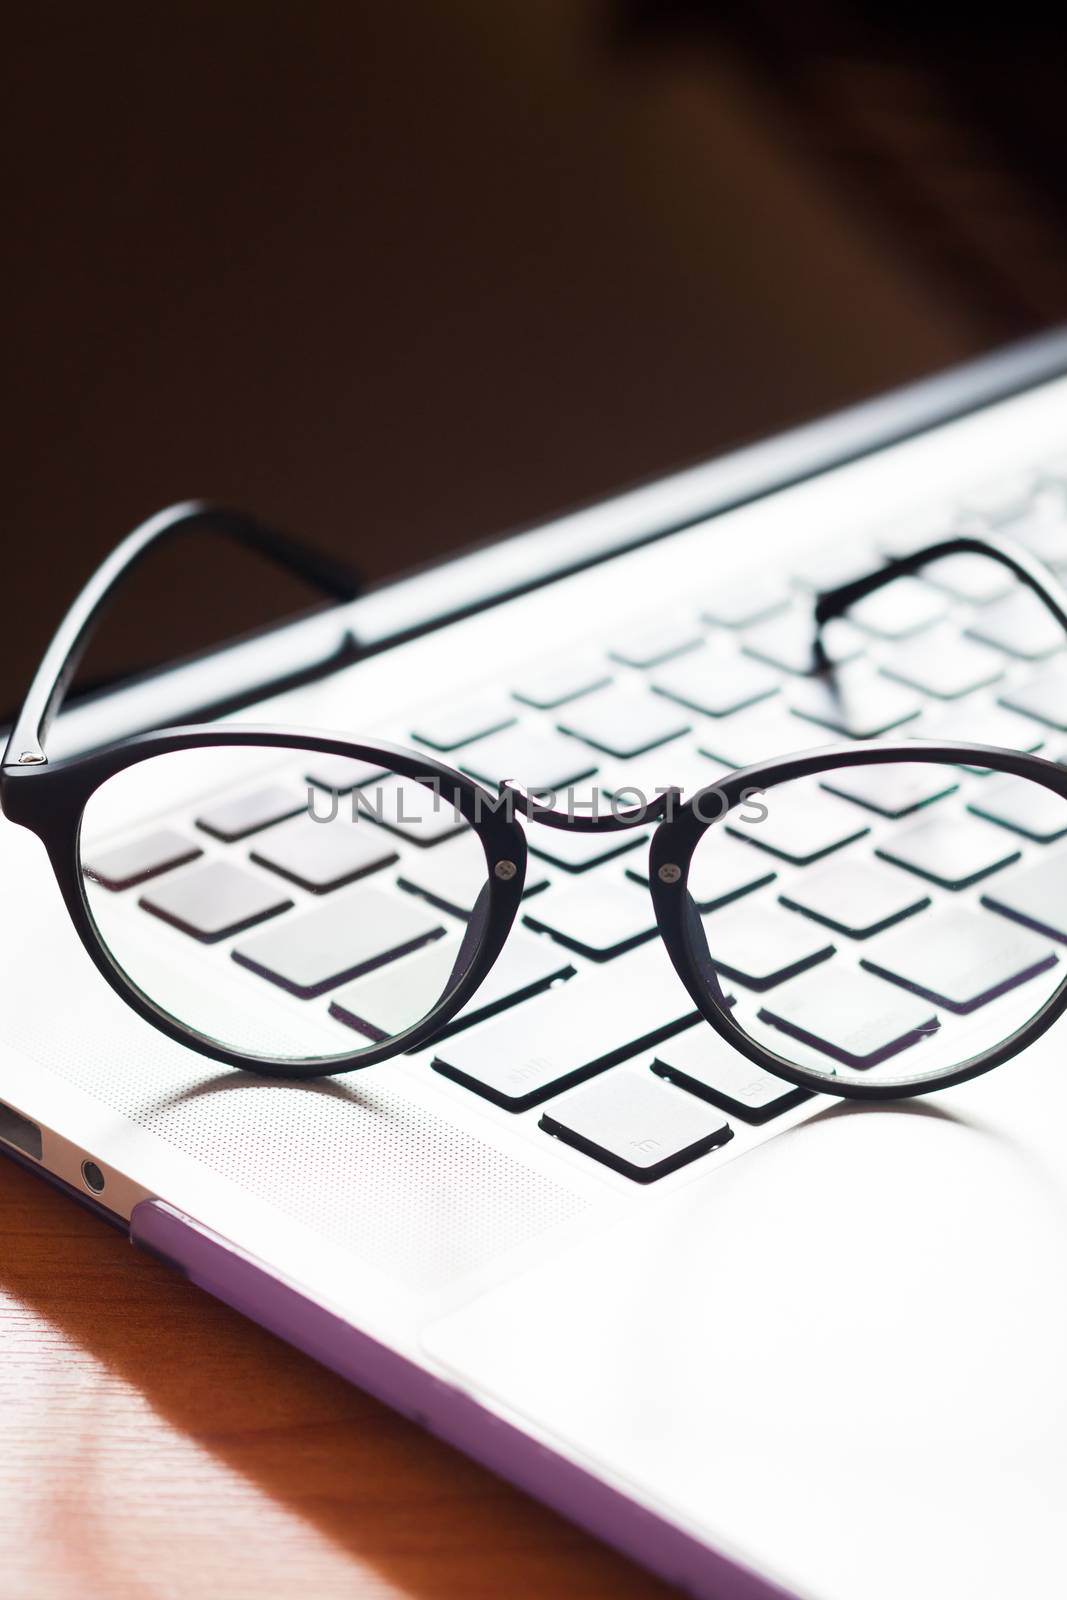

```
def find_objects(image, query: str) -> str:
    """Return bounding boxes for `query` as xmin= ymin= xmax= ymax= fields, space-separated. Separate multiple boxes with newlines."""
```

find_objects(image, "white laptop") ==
xmin=4 ymin=331 xmax=1067 ymax=1600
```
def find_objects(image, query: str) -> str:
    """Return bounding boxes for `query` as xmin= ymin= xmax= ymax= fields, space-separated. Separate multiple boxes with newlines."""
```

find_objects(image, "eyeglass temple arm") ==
xmin=814 ymin=532 xmax=1067 ymax=642
xmin=3 ymin=500 xmax=361 ymax=765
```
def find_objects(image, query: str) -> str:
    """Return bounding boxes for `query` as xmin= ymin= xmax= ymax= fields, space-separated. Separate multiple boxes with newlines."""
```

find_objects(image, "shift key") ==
xmin=431 ymin=942 xmax=699 ymax=1111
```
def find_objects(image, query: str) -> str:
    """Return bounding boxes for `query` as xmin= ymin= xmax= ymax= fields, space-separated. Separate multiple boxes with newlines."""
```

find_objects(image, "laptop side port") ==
xmin=0 ymin=1100 xmax=43 ymax=1161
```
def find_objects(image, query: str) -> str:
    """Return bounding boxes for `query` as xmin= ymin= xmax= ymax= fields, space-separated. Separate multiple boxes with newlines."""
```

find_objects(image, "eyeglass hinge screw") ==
xmin=494 ymin=860 xmax=518 ymax=881
xmin=658 ymin=863 xmax=682 ymax=884
xmin=17 ymin=752 xmax=46 ymax=766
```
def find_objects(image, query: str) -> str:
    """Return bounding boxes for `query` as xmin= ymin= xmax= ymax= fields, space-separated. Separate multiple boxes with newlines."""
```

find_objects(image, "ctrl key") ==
xmin=540 ymin=1071 xmax=732 ymax=1183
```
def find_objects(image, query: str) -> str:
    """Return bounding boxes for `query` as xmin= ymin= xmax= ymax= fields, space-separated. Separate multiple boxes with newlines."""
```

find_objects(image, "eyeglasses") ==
xmin=5 ymin=501 xmax=1067 ymax=1101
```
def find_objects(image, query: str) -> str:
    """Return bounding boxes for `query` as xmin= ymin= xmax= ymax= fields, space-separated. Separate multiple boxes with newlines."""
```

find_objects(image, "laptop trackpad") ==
xmin=421 ymin=1081 xmax=1067 ymax=1600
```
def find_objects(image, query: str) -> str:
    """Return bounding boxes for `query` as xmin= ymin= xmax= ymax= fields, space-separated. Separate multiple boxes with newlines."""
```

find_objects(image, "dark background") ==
xmin=6 ymin=2 xmax=1067 ymax=709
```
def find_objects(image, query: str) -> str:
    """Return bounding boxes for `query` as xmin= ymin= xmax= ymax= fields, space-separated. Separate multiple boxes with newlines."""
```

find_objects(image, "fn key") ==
xmin=540 ymin=1070 xmax=732 ymax=1183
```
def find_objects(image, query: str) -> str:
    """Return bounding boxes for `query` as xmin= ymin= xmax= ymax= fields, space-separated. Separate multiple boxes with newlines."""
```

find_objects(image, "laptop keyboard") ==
xmin=81 ymin=460 xmax=1067 ymax=1184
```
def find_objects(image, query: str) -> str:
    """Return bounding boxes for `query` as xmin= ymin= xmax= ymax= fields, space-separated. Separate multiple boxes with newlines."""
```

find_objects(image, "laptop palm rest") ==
xmin=421 ymin=1071 xmax=1067 ymax=1600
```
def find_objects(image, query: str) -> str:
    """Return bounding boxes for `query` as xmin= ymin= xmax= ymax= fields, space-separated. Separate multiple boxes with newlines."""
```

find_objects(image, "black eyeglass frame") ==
xmin=4 ymin=503 xmax=1067 ymax=1098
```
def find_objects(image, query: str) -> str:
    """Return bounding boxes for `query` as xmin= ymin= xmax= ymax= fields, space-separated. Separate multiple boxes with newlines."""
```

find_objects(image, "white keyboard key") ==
xmin=512 ymin=660 xmax=612 ymax=709
xmin=861 ymin=906 xmax=1057 ymax=1014
xmin=410 ymin=699 xmax=516 ymax=751
xmin=651 ymin=1027 xmax=810 ymax=1122
xmin=876 ymin=508 xmax=958 ymax=559
xmin=558 ymin=688 xmax=691 ymax=758
xmin=329 ymin=929 xmax=574 ymax=1041
xmin=431 ymin=942 xmax=699 ymax=1110
xmin=304 ymin=755 xmax=390 ymax=793
xmin=651 ymin=649 xmax=780 ymax=718
xmin=597 ymin=748 xmax=724 ymax=808
xmin=965 ymin=589 xmax=1066 ymax=660
xmin=875 ymin=814 xmax=1020 ymax=889
xmin=743 ymin=610 xmax=862 ymax=676
xmin=607 ymin=617 xmax=704 ymax=667
xmin=699 ymin=708 xmax=826 ymax=769
xmin=757 ymin=965 xmax=939 ymax=1069
xmin=526 ymin=823 xmax=648 ymax=873
xmin=846 ymin=576 xmax=947 ymax=639
xmin=789 ymin=665 xmax=921 ymax=738
xmin=522 ymin=877 xmax=656 ymax=960
xmin=398 ymin=830 xmax=548 ymax=917
xmin=820 ymin=762 xmax=959 ymax=818
xmin=921 ymin=553 xmax=1015 ymax=605
xmin=361 ymin=775 xmax=468 ymax=847
xmin=918 ymin=704 xmax=1044 ymax=772
xmin=882 ymin=625 xmax=1004 ymax=699
xmin=790 ymin=541 xmax=881 ymax=592
xmin=699 ymin=900 xmax=835 ymax=990
xmin=726 ymin=785 xmax=869 ymax=865
xmin=539 ymin=1070 xmax=731 ymax=1182
xmin=232 ymin=886 xmax=446 ymax=998
xmin=1001 ymin=487 xmax=1067 ymax=568
xmin=626 ymin=833 xmax=776 ymax=911
xmin=999 ymin=669 xmax=1067 ymax=732
xmin=778 ymin=857 xmax=930 ymax=938
xmin=967 ymin=777 xmax=1067 ymax=843
xmin=964 ymin=471 xmax=1037 ymax=525
xmin=460 ymin=725 xmax=597 ymax=791
xmin=700 ymin=576 xmax=789 ymax=628
xmin=84 ymin=827 xmax=202 ymax=891
xmin=982 ymin=851 xmax=1067 ymax=943
xmin=250 ymin=813 xmax=398 ymax=893
xmin=141 ymin=860 xmax=292 ymax=943
xmin=196 ymin=785 xmax=304 ymax=842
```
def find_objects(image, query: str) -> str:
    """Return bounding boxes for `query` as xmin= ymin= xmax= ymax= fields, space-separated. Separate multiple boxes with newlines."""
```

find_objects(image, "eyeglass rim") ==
xmin=649 ymin=738 xmax=1067 ymax=1102
xmin=2 ymin=725 xmax=529 ymax=1077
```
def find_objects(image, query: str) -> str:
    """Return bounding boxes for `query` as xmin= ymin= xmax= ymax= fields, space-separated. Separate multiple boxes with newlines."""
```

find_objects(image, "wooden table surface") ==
xmin=0 ymin=1154 xmax=676 ymax=1600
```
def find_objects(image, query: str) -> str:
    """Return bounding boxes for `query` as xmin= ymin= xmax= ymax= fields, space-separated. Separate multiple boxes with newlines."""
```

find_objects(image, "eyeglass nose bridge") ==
xmin=497 ymin=777 xmax=680 ymax=833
